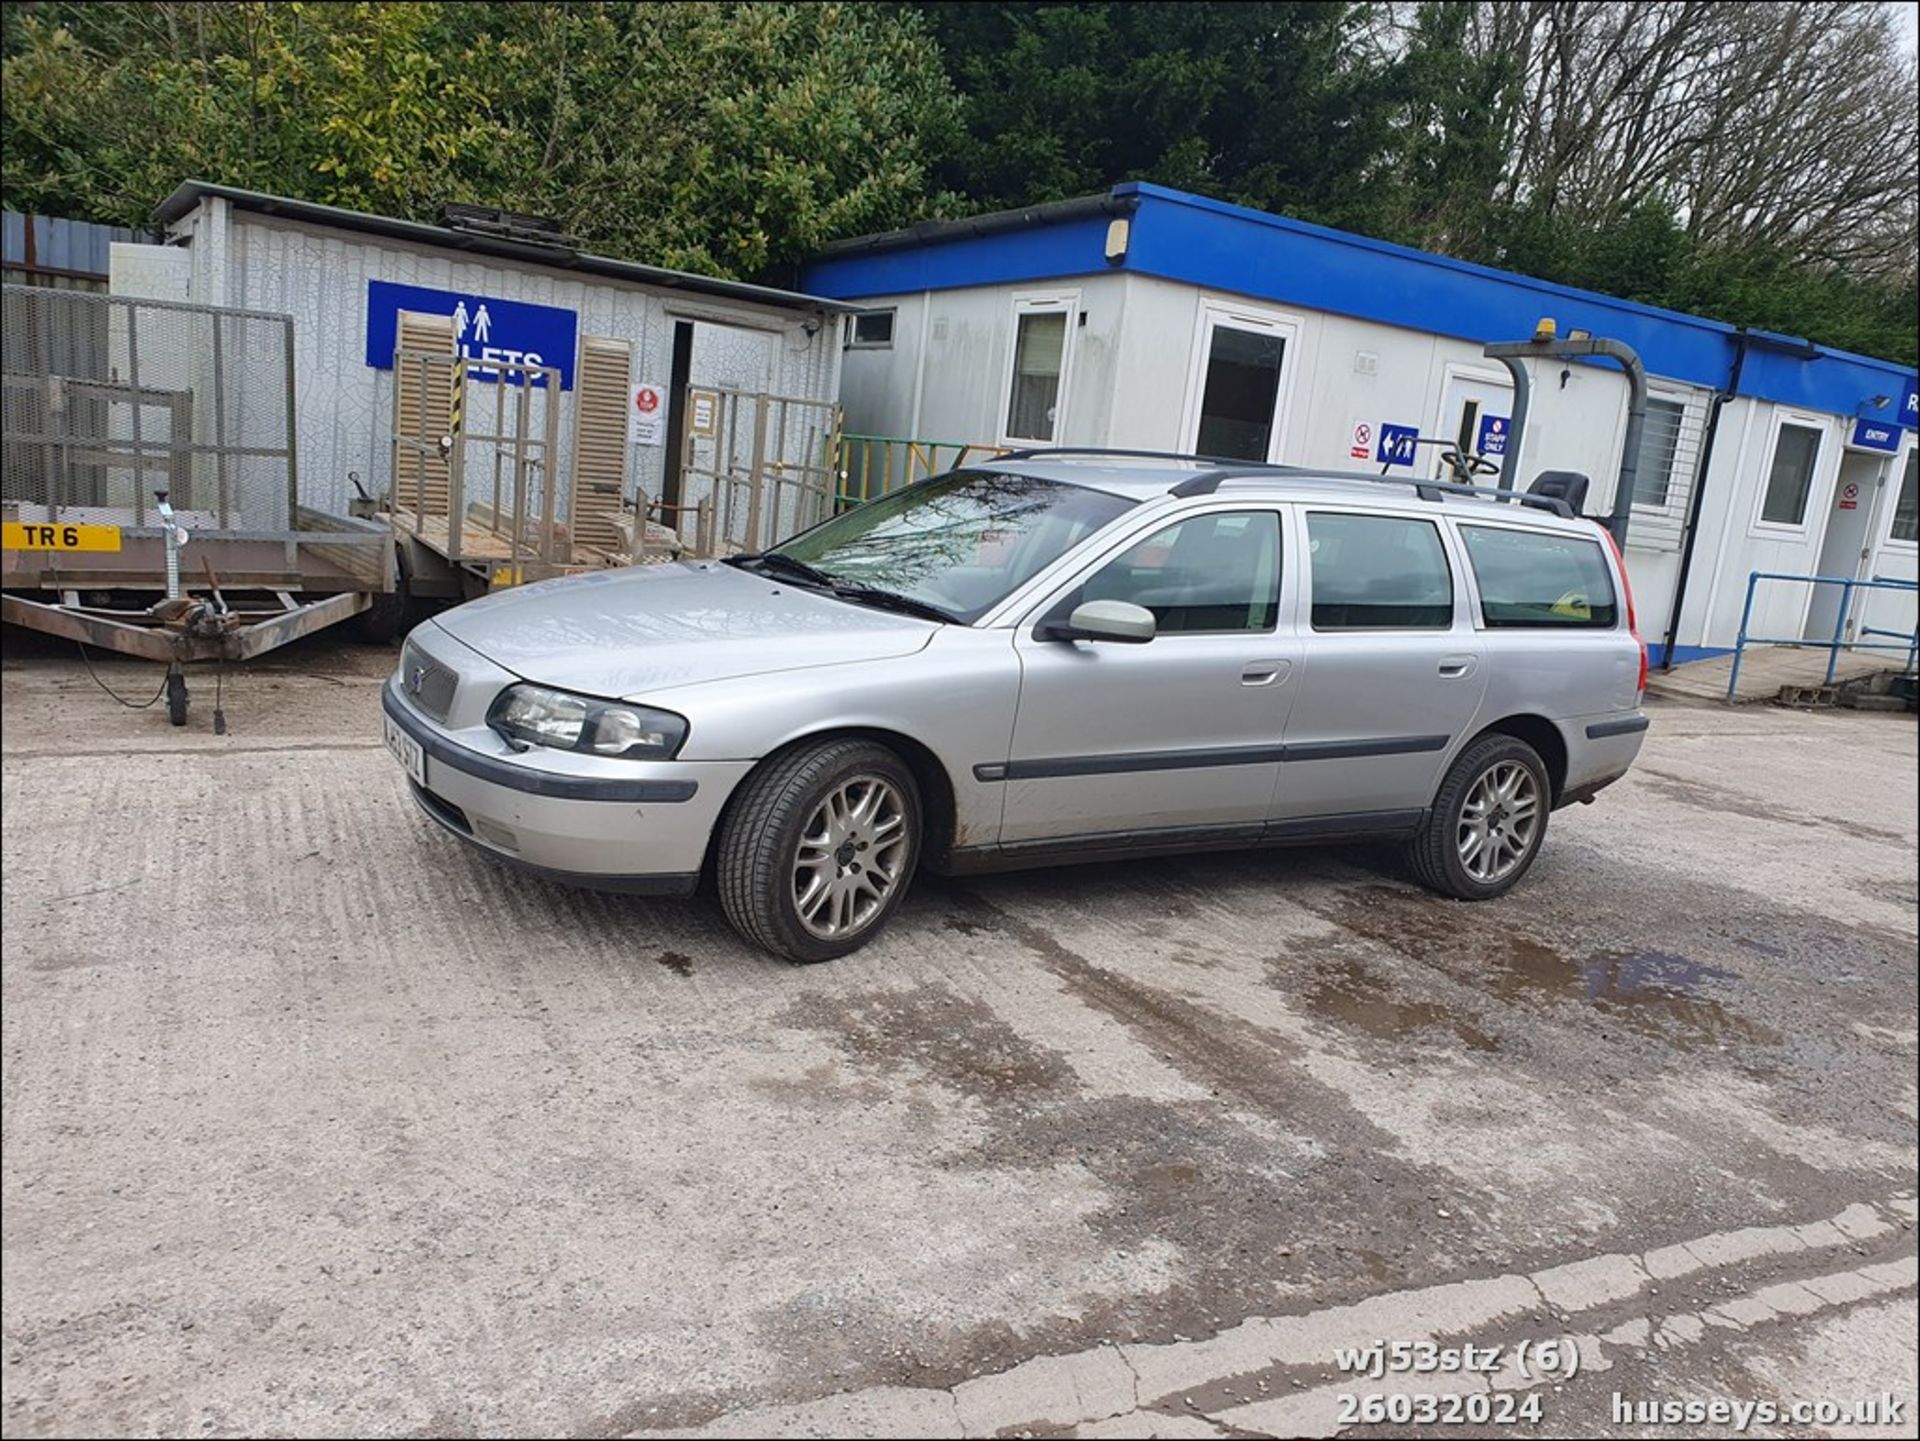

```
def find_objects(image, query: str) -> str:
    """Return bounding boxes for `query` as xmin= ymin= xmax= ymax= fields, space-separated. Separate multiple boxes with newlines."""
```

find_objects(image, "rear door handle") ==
xmin=1242 ymin=660 xmax=1291 ymax=687
xmin=1438 ymin=654 xmax=1477 ymax=678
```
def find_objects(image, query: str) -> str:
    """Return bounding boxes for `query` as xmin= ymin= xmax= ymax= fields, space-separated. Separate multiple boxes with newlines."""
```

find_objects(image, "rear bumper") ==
xmin=382 ymin=679 xmax=748 ymax=885
xmin=1560 ymin=709 xmax=1650 ymax=805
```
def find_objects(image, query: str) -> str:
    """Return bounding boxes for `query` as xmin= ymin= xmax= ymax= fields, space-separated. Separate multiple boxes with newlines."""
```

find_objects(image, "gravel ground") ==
xmin=2 ymin=636 xmax=1914 ymax=1438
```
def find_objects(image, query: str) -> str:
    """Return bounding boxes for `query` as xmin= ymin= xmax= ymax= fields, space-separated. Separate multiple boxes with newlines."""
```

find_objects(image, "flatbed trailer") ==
xmin=1 ymin=284 xmax=400 ymax=723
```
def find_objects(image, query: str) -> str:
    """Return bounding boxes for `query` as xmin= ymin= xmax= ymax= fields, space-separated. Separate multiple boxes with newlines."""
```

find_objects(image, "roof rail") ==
xmin=1170 ymin=467 xmax=1577 ymax=518
xmin=989 ymin=447 xmax=1578 ymax=519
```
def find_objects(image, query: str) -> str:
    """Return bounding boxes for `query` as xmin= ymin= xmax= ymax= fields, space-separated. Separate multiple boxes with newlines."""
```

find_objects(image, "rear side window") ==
xmin=1459 ymin=524 xmax=1619 ymax=628
xmin=1307 ymin=512 xmax=1453 ymax=629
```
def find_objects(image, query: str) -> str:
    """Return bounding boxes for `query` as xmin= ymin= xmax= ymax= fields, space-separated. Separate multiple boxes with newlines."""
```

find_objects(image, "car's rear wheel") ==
xmin=715 ymin=739 xmax=920 ymax=963
xmin=1407 ymin=733 xmax=1550 ymax=900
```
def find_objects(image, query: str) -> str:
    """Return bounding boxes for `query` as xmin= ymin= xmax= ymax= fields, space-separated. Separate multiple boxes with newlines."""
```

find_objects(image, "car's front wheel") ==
xmin=1406 ymin=733 xmax=1550 ymax=900
xmin=714 ymin=738 xmax=921 ymax=963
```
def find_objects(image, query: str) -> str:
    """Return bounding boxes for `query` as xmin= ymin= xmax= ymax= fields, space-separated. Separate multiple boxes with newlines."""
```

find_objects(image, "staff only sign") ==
xmin=364 ymin=280 xmax=580 ymax=389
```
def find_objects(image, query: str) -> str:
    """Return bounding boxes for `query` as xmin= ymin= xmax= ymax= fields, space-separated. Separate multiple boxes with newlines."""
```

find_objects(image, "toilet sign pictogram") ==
xmin=629 ymin=381 xmax=668 ymax=446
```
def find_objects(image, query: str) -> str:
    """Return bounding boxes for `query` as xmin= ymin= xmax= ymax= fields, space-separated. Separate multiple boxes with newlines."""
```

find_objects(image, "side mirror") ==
xmin=1043 ymin=599 xmax=1156 ymax=644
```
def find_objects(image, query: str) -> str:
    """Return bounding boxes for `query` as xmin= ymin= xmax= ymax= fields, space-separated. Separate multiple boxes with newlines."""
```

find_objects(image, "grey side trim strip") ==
xmin=1283 ymin=734 xmax=1449 ymax=762
xmin=1002 ymin=744 xmax=1289 ymax=780
xmin=384 ymin=682 xmax=698 ymax=803
xmin=975 ymin=734 xmax=1449 ymax=782
xmin=1585 ymin=715 xmax=1651 ymax=740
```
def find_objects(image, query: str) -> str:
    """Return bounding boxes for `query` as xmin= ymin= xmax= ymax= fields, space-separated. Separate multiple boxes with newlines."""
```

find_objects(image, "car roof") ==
xmin=977 ymin=454 xmax=1601 ymax=535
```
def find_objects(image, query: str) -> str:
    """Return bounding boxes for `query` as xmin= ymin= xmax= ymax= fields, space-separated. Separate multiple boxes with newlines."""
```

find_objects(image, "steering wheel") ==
xmin=1439 ymin=450 xmax=1501 ymax=482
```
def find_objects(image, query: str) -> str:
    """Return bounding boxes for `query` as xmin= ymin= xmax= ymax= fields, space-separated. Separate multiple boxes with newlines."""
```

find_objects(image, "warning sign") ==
xmin=1838 ymin=481 xmax=1860 ymax=511
xmin=629 ymin=381 xmax=668 ymax=446
xmin=688 ymin=388 xmax=721 ymax=439
xmin=1350 ymin=421 xmax=1373 ymax=460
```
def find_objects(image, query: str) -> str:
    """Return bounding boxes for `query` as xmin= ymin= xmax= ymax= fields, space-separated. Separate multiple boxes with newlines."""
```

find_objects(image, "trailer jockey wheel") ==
xmin=166 ymin=665 xmax=188 ymax=727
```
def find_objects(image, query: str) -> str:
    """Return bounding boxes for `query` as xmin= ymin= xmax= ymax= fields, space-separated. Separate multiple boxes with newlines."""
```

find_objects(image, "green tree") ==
xmin=914 ymin=1 xmax=1408 ymax=235
xmin=1 ymin=1 xmax=958 ymax=278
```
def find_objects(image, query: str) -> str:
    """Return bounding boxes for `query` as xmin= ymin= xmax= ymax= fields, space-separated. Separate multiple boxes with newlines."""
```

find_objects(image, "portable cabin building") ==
xmin=111 ymin=181 xmax=851 ymax=558
xmin=803 ymin=183 xmax=1918 ymax=664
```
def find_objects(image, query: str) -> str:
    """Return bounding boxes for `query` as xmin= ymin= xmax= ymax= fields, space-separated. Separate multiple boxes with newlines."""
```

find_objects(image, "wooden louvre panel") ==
xmin=392 ymin=309 xmax=455 ymax=517
xmin=571 ymin=335 xmax=633 ymax=557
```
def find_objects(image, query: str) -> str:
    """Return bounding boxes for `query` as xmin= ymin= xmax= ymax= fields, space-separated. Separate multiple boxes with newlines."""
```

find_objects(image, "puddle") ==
xmin=1318 ymin=887 xmax=1782 ymax=1051
xmin=1304 ymin=958 xmax=1499 ymax=1052
xmin=654 ymin=950 xmax=694 ymax=978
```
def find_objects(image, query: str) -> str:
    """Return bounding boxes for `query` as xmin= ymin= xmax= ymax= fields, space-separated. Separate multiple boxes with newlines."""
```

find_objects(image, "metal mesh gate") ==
xmin=675 ymin=388 xmax=841 ymax=555
xmin=1 ymin=284 xmax=296 ymax=534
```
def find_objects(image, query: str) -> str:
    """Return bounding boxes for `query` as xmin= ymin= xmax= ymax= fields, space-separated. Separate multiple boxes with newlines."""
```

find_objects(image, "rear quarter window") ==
xmin=1460 ymin=524 xmax=1619 ymax=629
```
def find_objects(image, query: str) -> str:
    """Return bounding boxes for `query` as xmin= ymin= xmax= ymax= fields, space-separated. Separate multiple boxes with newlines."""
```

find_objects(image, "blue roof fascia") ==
xmin=802 ymin=181 xmax=1917 ymax=428
xmin=1120 ymin=184 xmax=1915 ymax=422
xmin=801 ymin=209 xmax=1121 ymax=301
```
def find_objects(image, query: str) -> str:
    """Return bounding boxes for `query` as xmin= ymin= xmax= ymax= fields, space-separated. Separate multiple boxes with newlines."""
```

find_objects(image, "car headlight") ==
xmin=487 ymin=684 xmax=689 ymax=760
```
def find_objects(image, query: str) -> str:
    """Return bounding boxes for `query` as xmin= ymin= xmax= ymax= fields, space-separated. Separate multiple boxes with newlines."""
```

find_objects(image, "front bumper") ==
xmin=382 ymin=679 xmax=750 ymax=891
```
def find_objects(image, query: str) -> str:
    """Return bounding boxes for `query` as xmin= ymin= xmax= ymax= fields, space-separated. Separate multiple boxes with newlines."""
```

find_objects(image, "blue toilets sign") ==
xmin=364 ymin=280 xmax=579 ymax=389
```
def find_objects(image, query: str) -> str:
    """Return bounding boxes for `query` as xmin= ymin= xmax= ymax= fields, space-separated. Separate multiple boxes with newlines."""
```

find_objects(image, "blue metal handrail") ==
xmin=1726 ymin=570 xmax=1919 ymax=702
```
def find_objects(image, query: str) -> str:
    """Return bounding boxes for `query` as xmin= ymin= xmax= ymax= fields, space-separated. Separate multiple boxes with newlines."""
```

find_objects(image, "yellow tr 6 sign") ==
xmin=2 ymin=522 xmax=123 ymax=553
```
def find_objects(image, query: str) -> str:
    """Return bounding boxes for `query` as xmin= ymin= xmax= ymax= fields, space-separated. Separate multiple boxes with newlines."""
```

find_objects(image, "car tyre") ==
xmin=715 ymin=738 xmax=921 ymax=963
xmin=1407 ymin=733 xmax=1551 ymax=900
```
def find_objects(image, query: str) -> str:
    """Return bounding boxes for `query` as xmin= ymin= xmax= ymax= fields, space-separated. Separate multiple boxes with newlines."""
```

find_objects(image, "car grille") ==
xmin=399 ymin=640 xmax=458 ymax=722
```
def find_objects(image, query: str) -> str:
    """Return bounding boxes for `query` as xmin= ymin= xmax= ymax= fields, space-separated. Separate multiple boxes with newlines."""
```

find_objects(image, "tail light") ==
xmin=1599 ymin=524 xmax=1646 ymax=696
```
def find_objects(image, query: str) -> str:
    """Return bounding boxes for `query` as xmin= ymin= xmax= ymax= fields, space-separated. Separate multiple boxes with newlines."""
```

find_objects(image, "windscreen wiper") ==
xmin=724 ymin=551 xmax=837 ymax=589
xmin=825 ymin=584 xmax=957 ymax=625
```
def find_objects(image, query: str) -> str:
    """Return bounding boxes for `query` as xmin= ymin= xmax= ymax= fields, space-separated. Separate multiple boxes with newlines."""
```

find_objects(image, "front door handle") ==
xmin=1438 ymin=654 xmax=1477 ymax=678
xmin=1242 ymin=660 xmax=1292 ymax=687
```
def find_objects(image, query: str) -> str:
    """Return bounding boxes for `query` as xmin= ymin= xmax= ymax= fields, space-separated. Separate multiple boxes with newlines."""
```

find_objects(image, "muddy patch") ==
xmin=1313 ymin=885 xmax=1782 ymax=1051
xmin=1639 ymin=767 xmax=1914 ymax=847
xmin=777 ymin=983 xmax=1075 ymax=1103
xmin=1302 ymin=957 xmax=1499 ymax=1053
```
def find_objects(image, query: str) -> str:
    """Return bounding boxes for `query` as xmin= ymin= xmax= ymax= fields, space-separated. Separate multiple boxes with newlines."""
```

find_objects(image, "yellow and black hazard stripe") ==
xmin=449 ymin=359 xmax=467 ymax=439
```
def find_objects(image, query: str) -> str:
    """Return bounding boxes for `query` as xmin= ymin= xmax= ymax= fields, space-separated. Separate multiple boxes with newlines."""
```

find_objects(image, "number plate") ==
xmin=2 ymin=521 xmax=123 ymax=553
xmin=383 ymin=713 xmax=426 ymax=786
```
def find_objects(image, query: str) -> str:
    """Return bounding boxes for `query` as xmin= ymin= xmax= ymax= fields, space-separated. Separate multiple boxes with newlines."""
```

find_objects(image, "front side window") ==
xmin=1761 ymin=422 xmax=1823 ymax=526
xmin=1891 ymin=450 xmax=1918 ymax=543
xmin=1005 ymin=305 xmax=1069 ymax=442
xmin=1058 ymin=510 xmax=1281 ymax=634
xmin=1308 ymin=512 xmax=1453 ymax=630
xmin=1634 ymin=397 xmax=1687 ymax=508
xmin=775 ymin=470 xmax=1130 ymax=623
xmin=1460 ymin=524 xmax=1619 ymax=629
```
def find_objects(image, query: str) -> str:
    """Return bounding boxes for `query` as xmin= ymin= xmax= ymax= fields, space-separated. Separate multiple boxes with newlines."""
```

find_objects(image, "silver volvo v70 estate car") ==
xmin=382 ymin=452 xmax=1650 ymax=962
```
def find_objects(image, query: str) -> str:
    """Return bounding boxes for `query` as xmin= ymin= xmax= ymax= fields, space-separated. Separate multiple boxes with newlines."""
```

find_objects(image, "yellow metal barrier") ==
xmin=833 ymin=434 xmax=1009 ymax=508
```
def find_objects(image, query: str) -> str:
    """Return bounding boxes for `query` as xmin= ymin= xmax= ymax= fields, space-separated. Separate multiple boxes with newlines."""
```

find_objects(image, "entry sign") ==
xmin=629 ymin=381 xmax=668 ymax=447
xmin=1849 ymin=416 xmax=1902 ymax=453
xmin=1377 ymin=423 xmax=1419 ymax=468
xmin=364 ymin=280 xmax=579 ymax=390
xmin=1477 ymin=413 xmax=1511 ymax=458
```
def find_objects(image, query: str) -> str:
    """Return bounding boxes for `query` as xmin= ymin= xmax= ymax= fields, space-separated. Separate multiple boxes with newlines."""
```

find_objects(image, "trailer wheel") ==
xmin=351 ymin=589 xmax=411 ymax=645
xmin=165 ymin=667 xmax=188 ymax=727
